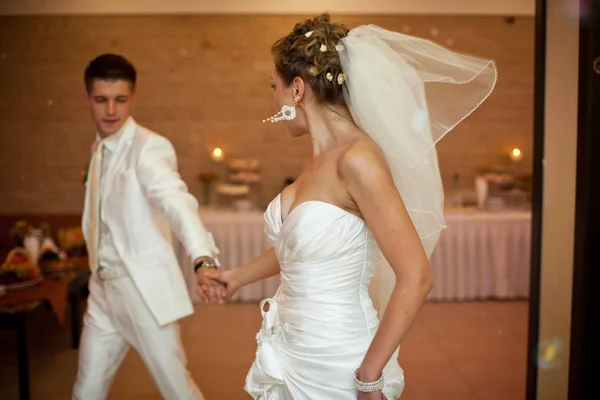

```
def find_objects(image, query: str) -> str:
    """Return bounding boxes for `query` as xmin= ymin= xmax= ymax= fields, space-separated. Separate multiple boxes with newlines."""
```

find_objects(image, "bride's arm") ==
xmin=203 ymin=248 xmax=281 ymax=301
xmin=228 ymin=247 xmax=281 ymax=286
xmin=339 ymin=141 xmax=433 ymax=383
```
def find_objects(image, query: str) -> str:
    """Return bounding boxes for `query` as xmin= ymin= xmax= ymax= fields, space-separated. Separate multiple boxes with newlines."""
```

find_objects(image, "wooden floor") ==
xmin=0 ymin=301 xmax=528 ymax=400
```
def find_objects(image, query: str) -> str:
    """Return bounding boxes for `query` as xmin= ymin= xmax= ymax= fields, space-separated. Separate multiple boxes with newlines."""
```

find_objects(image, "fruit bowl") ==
xmin=0 ymin=248 xmax=44 ymax=290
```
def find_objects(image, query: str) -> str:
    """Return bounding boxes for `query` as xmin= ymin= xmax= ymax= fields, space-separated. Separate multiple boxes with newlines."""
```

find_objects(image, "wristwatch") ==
xmin=194 ymin=256 xmax=218 ymax=273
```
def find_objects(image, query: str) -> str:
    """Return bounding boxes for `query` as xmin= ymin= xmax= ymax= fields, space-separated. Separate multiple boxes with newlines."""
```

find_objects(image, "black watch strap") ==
xmin=194 ymin=261 xmax=205 ymax=273
xmin=194 ymin=257 xmax=217 ymax=273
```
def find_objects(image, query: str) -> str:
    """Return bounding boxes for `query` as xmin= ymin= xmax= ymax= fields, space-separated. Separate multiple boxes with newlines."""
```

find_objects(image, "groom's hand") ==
xmin=195 ymin=266 xmax=226 ymax=304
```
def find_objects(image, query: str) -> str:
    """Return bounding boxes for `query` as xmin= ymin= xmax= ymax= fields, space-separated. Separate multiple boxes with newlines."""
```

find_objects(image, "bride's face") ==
xmin=270 ymin=69 xmax=308 ymax=137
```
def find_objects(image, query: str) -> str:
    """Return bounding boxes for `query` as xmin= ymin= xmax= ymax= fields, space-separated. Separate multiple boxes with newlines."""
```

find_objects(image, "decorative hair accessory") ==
xmin=262 ymin=104 xmax=296 ymax=123
xmin=335 ymin=43 xmax=345 ymax=51
xmin=319 ymin=44 xmax=328 ymax=52
xmin=326 ymin=72 xmax=333 ymax=81
xmin=337 ymin=73 xmax=346 ymax=85
xmin=305 ymin=31 xmax=313 ymax=38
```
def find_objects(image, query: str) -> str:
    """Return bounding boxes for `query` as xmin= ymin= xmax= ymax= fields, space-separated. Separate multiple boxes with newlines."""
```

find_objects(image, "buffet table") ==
xmin=176 ymin=207 xmax=531 ymax=303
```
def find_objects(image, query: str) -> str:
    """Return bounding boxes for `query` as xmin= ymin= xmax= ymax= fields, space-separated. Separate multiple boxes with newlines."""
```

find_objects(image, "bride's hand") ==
xmin=204 ymin=269 xmax=241 ymax=301
xmin=358 ymin=390 xmax=386 ymax=400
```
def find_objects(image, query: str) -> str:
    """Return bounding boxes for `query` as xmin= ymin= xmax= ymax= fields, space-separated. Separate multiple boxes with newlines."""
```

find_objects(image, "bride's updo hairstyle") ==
xmin=271 ymin=14 xmax=349 ymax=106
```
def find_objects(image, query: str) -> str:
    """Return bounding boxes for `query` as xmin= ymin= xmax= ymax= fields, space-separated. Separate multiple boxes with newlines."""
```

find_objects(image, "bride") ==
xmin=198 ymin=14 xmax=497 ymax=399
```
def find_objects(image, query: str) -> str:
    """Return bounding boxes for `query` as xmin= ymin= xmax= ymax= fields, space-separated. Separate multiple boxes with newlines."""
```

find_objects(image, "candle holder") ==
xmin=198 ymin=171 xmax=218 ymax=206
xmin=509 ymin=148 xmax=523 ymax=169
xmin=211 ymin=147 xmax=224 ymax=162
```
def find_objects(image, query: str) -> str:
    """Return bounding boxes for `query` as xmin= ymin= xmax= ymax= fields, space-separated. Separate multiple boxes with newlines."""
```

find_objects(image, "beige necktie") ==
xmin=87 ymin=141 xmax=103 ymax=272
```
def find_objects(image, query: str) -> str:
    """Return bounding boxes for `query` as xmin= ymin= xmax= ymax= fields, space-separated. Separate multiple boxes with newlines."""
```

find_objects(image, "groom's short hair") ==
xmin=84 ymin=53 xmax=137 ymax=92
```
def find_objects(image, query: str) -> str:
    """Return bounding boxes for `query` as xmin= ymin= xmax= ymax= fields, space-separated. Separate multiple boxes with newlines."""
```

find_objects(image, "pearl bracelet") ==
xmin=353 ymin=369 xmax=384 ymax=392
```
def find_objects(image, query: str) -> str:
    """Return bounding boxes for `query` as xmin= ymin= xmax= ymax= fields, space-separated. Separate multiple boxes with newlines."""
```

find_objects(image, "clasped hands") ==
xmin=195 ymin=267 xmax=237 ymax=304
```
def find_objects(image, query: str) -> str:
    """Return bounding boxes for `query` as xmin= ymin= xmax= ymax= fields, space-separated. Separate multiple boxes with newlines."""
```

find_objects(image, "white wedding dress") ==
xmin=243 ymin=23 xmax=498 ymax=400
xmin=244 ymin=194 xmax=405 ymax=399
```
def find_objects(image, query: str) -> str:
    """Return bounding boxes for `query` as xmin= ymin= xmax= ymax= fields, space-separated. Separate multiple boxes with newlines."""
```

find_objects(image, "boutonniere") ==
xmin=81 ymin=162 xmax=89 ymax=185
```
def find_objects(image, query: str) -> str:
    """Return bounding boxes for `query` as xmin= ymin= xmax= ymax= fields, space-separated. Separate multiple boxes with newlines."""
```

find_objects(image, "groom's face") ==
xmin=86 ymin=78 xmax=136 ymax=138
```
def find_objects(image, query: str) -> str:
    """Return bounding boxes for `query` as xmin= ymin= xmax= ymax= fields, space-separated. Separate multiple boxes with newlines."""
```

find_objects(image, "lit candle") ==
xmin=510 ymin=148 xmax=523 ymax=162
xmin=211 ymin=147 xmax=224 ymax=162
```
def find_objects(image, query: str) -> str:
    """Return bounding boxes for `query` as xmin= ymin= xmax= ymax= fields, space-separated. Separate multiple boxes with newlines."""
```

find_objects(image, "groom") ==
xmin=73 ymin=53 xmax=222 ymax=400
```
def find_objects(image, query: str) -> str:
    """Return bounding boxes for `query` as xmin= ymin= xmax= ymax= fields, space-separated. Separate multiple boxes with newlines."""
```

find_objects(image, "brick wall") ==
xmin=0 ymin=15 xmax=534 ymax=214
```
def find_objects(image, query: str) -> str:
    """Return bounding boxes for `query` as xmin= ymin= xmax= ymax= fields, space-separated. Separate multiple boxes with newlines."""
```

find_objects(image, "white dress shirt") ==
xmin=97 ymin=120 xmax=133 ymax=269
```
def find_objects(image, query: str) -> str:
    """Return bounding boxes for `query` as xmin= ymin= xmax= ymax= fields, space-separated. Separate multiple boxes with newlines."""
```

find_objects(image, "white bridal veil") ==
xmin=338 ymin=25 xmax=498 ymax=315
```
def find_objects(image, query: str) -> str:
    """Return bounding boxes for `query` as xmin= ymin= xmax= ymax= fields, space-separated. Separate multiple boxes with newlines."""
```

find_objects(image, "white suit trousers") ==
xmin=72 ymin=275 xmax=203 ymax=400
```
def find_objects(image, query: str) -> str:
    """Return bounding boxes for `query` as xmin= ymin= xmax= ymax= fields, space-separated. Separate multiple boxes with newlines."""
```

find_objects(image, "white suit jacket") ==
xmin=82 ymin=118 xmax=217 ymax=326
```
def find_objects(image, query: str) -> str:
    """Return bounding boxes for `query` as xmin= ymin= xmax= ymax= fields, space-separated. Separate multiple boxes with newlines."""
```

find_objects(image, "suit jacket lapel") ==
xmin=101 ymin=119 xmax=136 ymax=203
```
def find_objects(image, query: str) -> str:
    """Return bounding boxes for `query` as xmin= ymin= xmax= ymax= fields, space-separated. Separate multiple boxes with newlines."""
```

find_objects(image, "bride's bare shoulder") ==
xmin=337 ymin=136 xmax=392 ymax=185
xmin=339 ymin=136 xmax=385 ymax=168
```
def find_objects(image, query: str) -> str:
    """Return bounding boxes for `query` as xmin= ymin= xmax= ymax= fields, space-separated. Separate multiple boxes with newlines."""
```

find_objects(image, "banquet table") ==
xmin=0 ymin=258 xmax=90 ymax=400
xmin=428 ymin=209 xmax=531 ymax=301
xmin=176 ymin=207 xmax=531 ymax=303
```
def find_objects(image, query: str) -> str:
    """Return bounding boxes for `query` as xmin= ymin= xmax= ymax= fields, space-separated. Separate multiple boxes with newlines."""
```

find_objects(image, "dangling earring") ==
xmin=262 ymin=104 xmax=297 ymax=123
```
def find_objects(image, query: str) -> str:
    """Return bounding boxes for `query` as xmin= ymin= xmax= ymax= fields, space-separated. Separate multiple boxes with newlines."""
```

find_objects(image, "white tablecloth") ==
xmin=428 ymin=210 xmax=531 ymax=301
xmin=176 ymin=208 xmax=531 ymax=303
